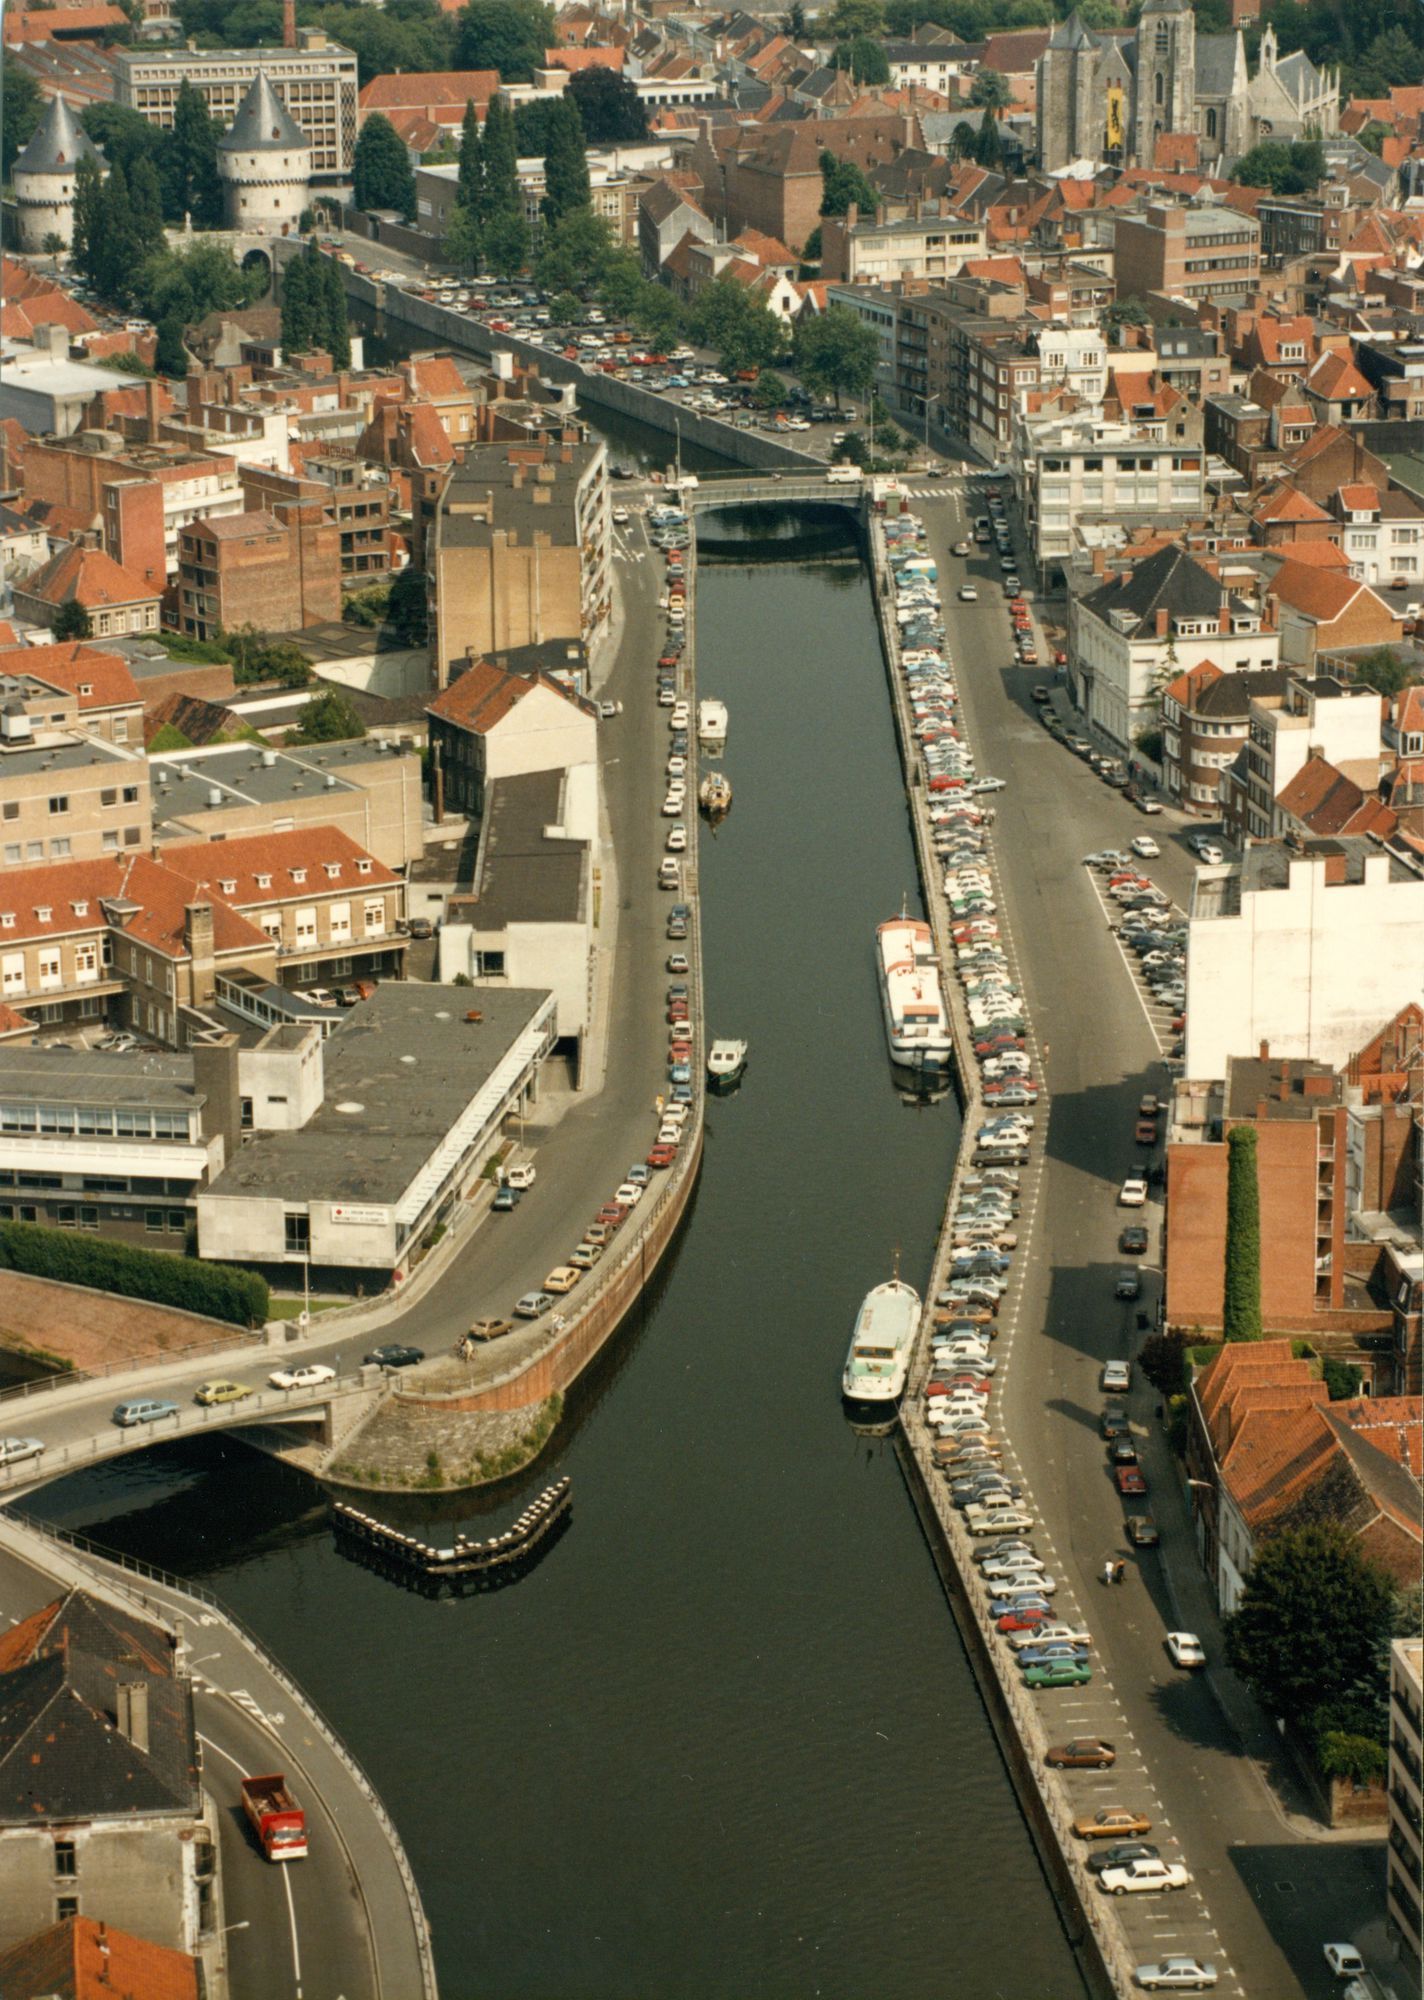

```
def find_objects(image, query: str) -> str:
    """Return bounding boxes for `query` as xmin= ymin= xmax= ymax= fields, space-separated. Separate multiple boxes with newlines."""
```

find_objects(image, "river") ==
xmin=24 ymin=507 xmax=1086 ymax=2000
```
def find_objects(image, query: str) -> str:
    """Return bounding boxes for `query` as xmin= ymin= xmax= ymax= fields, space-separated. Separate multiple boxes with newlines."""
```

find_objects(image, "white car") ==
xmin=614 ymin=1182 xmax=645 ymax=1207
xmin=0 ymin=1435 xmax=45 ymax=1465
xmin=958 ymin=584 xmax=978 ymax=602
xmin=1323 ymin=1945 xmax=1365 ymax=1980
xmin=1102 ymin=1360 xmax=1132 ymax=1392
xmin=662 ymin=794 xmax=684 ymax=816
xmin=1119 ymin=1176 xmax=1149 ymax=1207
xmin=1099 ymin=1859 xmax=1191 ymax=1896
xmin=1008 ymin=1622 xmax=1089 ymax=1650
xmin=1134 ymin=1956 xmax=1218 ymax=1990
xmin=1165 ymin=1631 xmax=1206 ymax=1668
xmin=666 ymin=825 xmax=688 ymax=852
xmin=1130 ymin=836 xmax=1160 ymax=858
xmin=269 ymin=1363 xmax=337 ymax=1391
xmin=504 ymin=1164 xmax=536 ymax=1190
xmin=670 ymin=702 xmax=690 ymax=728
xmin=967 ymin=1510 xmax=1034 ymax=1534
xmin=969 ymin=776 xmax=1006 ymax=793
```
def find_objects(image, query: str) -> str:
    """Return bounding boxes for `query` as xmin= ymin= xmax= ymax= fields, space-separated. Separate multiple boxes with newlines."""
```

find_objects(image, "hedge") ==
xmin=0 ymin=1221 xmax=268 ymax=1328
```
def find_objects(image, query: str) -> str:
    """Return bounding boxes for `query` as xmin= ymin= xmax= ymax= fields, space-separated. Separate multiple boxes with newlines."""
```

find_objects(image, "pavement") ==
xmin=0 ymin=504 xmax=693 ymax=1486
xmin=902 ymin=478 xmax=1398 ymax=2000
xmin=0 ymin=1512 xmax=431 ymax=2000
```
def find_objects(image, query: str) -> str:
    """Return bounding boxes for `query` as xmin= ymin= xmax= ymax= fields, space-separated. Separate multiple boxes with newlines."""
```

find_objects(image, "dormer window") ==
xmin=256 ymin=873 xmax=272 ymax=890
xmin=36 ymin=907 xmax=52 ymax=923
xmin=291 ymin=868 xmax=307 ymax=885
xmin=324 ymin=862 xmax=341 ymax=880
xmin=219 ymin=879 xmax=237 ymax=896
xmin=79 ymin=683 xmax=93 ymax=697
xmin=0 ymin=915 xmax=12 ymax=930
xmin=71 ymin=901 xmax=88 ymax=917
xmin=356 ymin=858 xmax=372 ymax=875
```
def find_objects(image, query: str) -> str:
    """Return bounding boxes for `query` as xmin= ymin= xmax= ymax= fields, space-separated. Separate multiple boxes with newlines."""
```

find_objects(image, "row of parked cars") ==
xmin=1084 ymin=849 xmax=1189 ymax=1055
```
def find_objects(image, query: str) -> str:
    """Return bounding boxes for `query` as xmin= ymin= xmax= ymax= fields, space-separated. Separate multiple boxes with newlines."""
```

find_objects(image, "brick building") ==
xmin=1159 ymin=660 xmax=1290 ymax=815
xmin=176 ymin=505 xmax=342 ymax=641
xmin=12 ymin=545 xmax=160 ymax=641
xmin=1113 ymin=200 xmax=1261 ymax=305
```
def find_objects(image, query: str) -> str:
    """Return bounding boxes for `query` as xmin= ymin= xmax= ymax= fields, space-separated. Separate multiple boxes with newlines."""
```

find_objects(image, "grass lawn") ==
xmin=268 ymin=1295 xmax=345 ymax=1321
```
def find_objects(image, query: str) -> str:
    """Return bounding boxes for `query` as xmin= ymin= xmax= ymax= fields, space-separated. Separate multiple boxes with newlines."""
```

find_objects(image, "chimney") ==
xmin=1155 ymin=608 xmax=1169 ymax=637
xmin=1259 ymin=1039 xmax=1270 ymax=1059
xmin=192 ymin=1030 xmax=241 ymax=1161
xmin=183 ymin=901 xmax=217 ymax=1008
xmin=144 ymin=377 xmax=162 ymax=444
xmin=116 ymin=1681 xmax=150 ymax=1756
xmin=283 ymin=0 xmax=296 ymax=46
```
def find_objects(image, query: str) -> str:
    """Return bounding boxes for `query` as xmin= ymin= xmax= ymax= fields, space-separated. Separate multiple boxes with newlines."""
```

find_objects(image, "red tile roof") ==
xmin=1337 ymin=482 xmax=1379 ymax=512
xmin=161 ymin=825 xmax=396 ymax=906
xmin=0 ymin=1915 xmax=199 ymax=2000
xmin=1274 ymin=754 xmax=1396 ymax=838
xmin=1268 ymin=558 xmax=1393 ymax=624
xmin=359 ymin=69 xmax=499 ymax=111
xmin=0 ymin=855 xmax=268 ymax=961
xmin=0 ymin=639 xmax=141 ymax=711
xmin=20 ymin=543 xmax=158 ymax=612
xmin=1306 ymin=349 xmax=1374 ymax=402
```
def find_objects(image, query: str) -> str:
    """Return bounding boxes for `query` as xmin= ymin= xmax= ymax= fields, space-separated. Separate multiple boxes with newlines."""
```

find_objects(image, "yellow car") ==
xmin=194 ymin=1380 xmax=253 ymax=1407
xmin=570 ymin=1243 xmax=603 ymax=1271
xmin=544 ymin=1265 xmax=582 ymax=1295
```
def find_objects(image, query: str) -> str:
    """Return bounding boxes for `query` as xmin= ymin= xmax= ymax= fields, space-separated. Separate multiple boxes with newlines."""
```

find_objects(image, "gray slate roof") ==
xmin=1194 ymin=33 xmax=1240 ymax=99
xmin=219 ymin=71 xmax=310 ymax=154
xmin=1082 ymin=544 xmax=1226 ymax=635
xmin=13 ymin=95 xmax=102 ymax=178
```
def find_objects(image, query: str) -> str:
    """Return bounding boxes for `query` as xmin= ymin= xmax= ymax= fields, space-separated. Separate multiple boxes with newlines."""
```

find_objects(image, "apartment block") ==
xmin=1185 ymin=839 xmax=1424 ymax=1081
xmin=176 ymin=504 xmax=342 ymax=641
xmin=22 ymin=432 xmax=245 ymax=583
xmin=111 ymin=37 xmax=359 ymax=180
xmin=243 ymin=458 xmax=391 ymax=582
xmin=431 ymin=434 xmax=610 ymax=688
xmin=1235 ymin=672 xmax=1382 ymax=843
xmin=1160 ymin=661 xmax=1290 ymax=815
xmin=1019 ymin=413 xmax=1209 ymax=594
xmin=819 ymin=206 xmax=986 ymax=286
xmin=1389 ymin=1639 xmax=1424 ymax=1974
xmin=0 ymin=641 xmax=144 ymax=749
xmin=153 ymin=739 xmax=424 ymax=871
xmin=1114 ymin=200 xmax=1261 ymax=305
xmin=0 ymin=714 xmax=151 ymax=869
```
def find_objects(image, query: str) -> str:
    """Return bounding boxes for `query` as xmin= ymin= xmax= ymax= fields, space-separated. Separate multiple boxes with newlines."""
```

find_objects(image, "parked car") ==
xmin=1120 ymin=1225 xmax=1149 ymax=1254
xmin=1115 ymin=1267 xmax=1141 ymax=1300
xmin=1133 ymin=1956 xmax=1217 ymax=1991
xmin=1023 ymin=1659 xmax=1091 ymax=1688
xmin=544 ymin=1266 xmax=582 ymax=1295
xmin=467 ymin=1318 xmax=513 ymax=1342
xmin=514 ymin=1291 xmax=554 ymax=1319
xmin=1102 ymin=1359 xmax=1132 ymax=1392
xmin=1127 ymin=1514 xmax=1160 ymax=1547
xmin=1099 ymin=1859 xmax=1191 ymax=1896
xmin=1073 ymin=1807 xmax=1153 ymax=1841
xmin=1086 ymin=1840 xmax=1159 ymax=1876
xmin=1119 ymin=1175 xmax=1149 ymax=1207
xmin=1046 ymin=1737 xmax=1116 ymax=1769
xmin=1323 ymin=1945 xmax=1366 ymax=1980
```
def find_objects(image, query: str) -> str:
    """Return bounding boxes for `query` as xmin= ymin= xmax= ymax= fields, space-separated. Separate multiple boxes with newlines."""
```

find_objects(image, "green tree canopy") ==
xmin=969 ymin=66 xmax=1012 ymax=113
xmin=444 ymin=202 xmax=483 ymax=274
xmin=832 ymin=34 xmax=891 ymax=83
xmin=1225 ymin=1525 xmax=1394 ymax=1727
xmin=825 ymin=0 xmax=884 ymax=34
xmin=483 ymin=204 xmax=531 ymax=279
xmin=53 ymin=601 xmax=93 ymax=641
xmin=540 ymin=93 xmax=590 ymax=224
xmin=453 ymin=0 xmax=554 ymax=81
xmin=163 ymin=80 xmax=222 ymax=228
xmin=1 ymin=61 xmax=44 ymax=181
xmin=685 ymin=274 xmax=785 ymax=374
xmin=1351 ymin=647 xmax=1418 ymax=700
xmin=819 ymin=148 xmax=880 ymax=219
xmin=387 ymin=567 xmax=429 ymax=644
xmin=457 ymin=98 xmax=484 ymax=219
xmin=290 ymin=688 xmax=368 ymax=742
xmin=534 ymin=207 xmax=612 ymax=291
xmin=223 ymin=627 xmax=314 ymax=687
xmin=596 ymin=249 xmax=644 ymax=317
xmin=1224 ymin=1125 xmax=1263 ymax=1341
xmin=569 ymin=65 xmax=650 ymax=143
xmin=795 ymin=303 xmax=880 ymax=405
xmin=155 ymin=315 xmax=190 ymax=378
xmin=353 ymin=112 xmax=416 ymax=217
xmin=81 ymin=103 xmax=160 ymax=182
xmin=1232 ymin=135 xmax=1326 ymax=194
xmin=306 ymin=1 xmax=455 ymax=85
xmin=132 ymin=240 xmax=260 ymax=325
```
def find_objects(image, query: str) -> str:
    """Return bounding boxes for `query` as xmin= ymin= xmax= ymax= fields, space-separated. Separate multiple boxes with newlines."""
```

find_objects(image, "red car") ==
xmin=1055 ymin=649 xmax=1067 ymax=666
xmin=1020 ymin=646 xmax=1039 ymax=664
xmin=1135 ymin=1116 xmax=1159 ymax=1145
xmin=667 ymin=1003 xmax=689 ymax=1023
xmin=647 ymin=1144 xmax=677 ymax=1168
xmin=597 ymin=1202 xmax=629 ymax=1230
xmin=1116 ymin=1465 xmax=1148 ymax=1496
xmin=997 ymin=1606 xmax=1050 ymax=1633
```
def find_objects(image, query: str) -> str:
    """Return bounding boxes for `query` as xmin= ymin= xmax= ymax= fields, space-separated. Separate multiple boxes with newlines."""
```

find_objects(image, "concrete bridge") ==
xmin=681 ymin=473 xmax=871 ymax=510
xmin=0 ymin=1366 xmax=383 ymax=1498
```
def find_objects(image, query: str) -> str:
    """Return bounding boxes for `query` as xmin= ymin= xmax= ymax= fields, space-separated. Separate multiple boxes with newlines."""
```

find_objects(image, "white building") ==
xmin=1389 ymin=1638 xmax=1424 ymax=1972
xmin=11 ymin=96 xmax=105 ymax=254
xmin=1032 ymin=324 xmax=1111 ymax=402
xmin=825 ymin=211 xmax=987 ymax=287
xmin=1239 ymin=671 xmax=1383 ymax=841
xmin=1068 ymin=542 xmax=1278 ymax=752
xmin=825 ymin=284 xmax=898 ymax=394
xmin=1014 ymin=407 xmax=1208 ymax=590
xmin=217 ymin=72 xmax=313 ymax=235
xmin=1185 ymin=839 xmax=1424 ymax=1081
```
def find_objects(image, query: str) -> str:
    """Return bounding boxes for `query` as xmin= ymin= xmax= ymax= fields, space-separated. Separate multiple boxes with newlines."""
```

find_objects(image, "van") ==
xmin=826 ymin=465 xmax=863 ymax=484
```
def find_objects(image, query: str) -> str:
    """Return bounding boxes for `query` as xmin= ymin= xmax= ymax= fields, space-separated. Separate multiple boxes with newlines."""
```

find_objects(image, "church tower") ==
xmin=1133 ymin=0 xmax=1196 ymax=166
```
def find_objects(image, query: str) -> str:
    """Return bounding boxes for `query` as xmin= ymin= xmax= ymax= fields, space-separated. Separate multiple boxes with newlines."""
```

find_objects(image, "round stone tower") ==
xmin=13 ymin=96 xmax=105 ymax=254
xmin=217 ymin=72 xmax=313 ymax=235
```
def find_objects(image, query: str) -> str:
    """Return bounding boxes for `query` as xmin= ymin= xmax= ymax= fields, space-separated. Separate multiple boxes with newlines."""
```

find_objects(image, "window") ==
xmin=75 ymin=943 xmax=98 ymax=984
xmin=294 ymin=907 xmax=317 ymax=947
xmin=1 ymin=803 xmax=15 ymax=821
xmin=363 ymin=898 xmax=386 ymax=937
xmin=51 ymin=839 xmax=71 ymax=860
xmin=49 ymin=796 xmax=69 ymax=816
xmin=101 ymin=789 xmax=117 ymax=807
xmin=56 ymin=1896 xmax=79 ymax=1922
xmin=123 ymin=785 xmax=139 ymax=804
xmin=284 ymin=1212 xmax=310 ymax=1255
xmin=2 ymin=848 xmax=16 ymax=867
xmin=146 ymin=1211 xmax=165 ymax=1233
xmin=329 ymin=901 xmax=351 ymax=942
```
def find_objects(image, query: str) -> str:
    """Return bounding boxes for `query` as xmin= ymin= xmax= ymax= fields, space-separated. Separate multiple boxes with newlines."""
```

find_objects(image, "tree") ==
xmin=129 ymin=155 xmax=166 ymax=249
xmin=1 ymin=63 xmax=43 ymax=182
xmin=53 ymin=601 xmax=92 ymax=641
xmin=70 ymin=155 xmax=105 ymax=284
xmin=1105 ymin=294 xmax=1151 ymax=335
xmin=1223 ymin=1125 xmax=1263 ymax=1341
xmin=163 ymin=80 xmax=222 ymax=228
xmin=280 ymin=246 xmax=323 ymax=356
xmin=483 ymin=204 xmax=531 ymax=279
xmin=387 ymin=566 xmax=429 ymax=645
xmin=1351 ymin=647 xmax=1417 ymax=700
xmin=795 ymin=304 xmax=879 ymax=406
xmin=819 ymin=148 xmax=879 ymax=218
xmin=155 ymin=314 xmax=190 ymax=377
xmin=320 ymin=253 xmax=351 ymax=367
xmin=223 ymin=627 xmax=314 ymax=686
xmin=569 ymin=65 xmax=649 ymax=144
xmin=457 ymin=98 xmax=484 ymax=242
xmin=1137 ymin=1326 xmax=1193 ymax=1397
xmin=1348 ymin=23 xmax=1424 ymax=96
xmin=753 ymin=368 xmax=790 ymax=409
xmin=444 ymin=201 xmax=483 ymax=274
xmin=479 ymin=95 xmax=520 ymax=222
xmin=949 ymin=119 xmax=978 ymax=159
xmin=290 ymin=687 xmax=367 ymax=742
xmin=832 ymin=35 xmax=891 ymax=83
xmin=597 ymin=249 xmax=644 ymax=318
xmin=969 ymin=67 xmax=1012 ymax=114
xmin=81 ymin=103 xmax=157 ymax=183
xmin=1232 ymin=136 xmax=1324 ymax=195
xmin=825 ymin=0 xmax=884 ymax=34
xmin=629 ymin=279 xmax=679 ymax=345
xmin=353 ymin=111 xmax=415 ymax=217
xmin=453 ymin=0 xmax=553 ymax=82
xmin=540 ymin=94 xmax=590 ymax=225
xmin=131 ymin=240 xmax=260 ymax=325
xmin=1321 ymin=1356 xmax=1363 ymax=1401
xmin=973 ymin=106 xmax=1003 ymax=169
xmin=1225 ymin=1524 xmax=1393 ymax=1727
xmin=535 ymin=208 xmax=612 ymax=291
xmin=784 ymin=0 xmax=806 ymax=34
xmin=549 ymin=288 xmax=582 ymax=327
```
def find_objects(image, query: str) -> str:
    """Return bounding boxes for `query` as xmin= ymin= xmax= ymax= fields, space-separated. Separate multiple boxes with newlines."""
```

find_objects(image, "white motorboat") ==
xmin=698 ymin=699 xmax=728 ymax=748
xmin=876 ymin=916 xmax=953 ymax=1072
xmin=842 ymin=1273 xmax=921 ymax=1404
xmin=707 ymin=1038 xmax=747 ymax=1089
xmin=699 ymin=772 xmax=732 ymax=819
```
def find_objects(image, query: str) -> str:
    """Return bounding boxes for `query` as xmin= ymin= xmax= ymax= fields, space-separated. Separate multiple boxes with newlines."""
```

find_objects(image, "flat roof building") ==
xmin=111 ymin=36 xmax=358 ymax=180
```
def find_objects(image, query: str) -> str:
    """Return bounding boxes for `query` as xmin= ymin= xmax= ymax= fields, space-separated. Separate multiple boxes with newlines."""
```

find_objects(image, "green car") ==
xmin=1023 ymin=1659 xmax=1092 ymax=1689
xmin=194 ymin=1379 xmax=253 ymax=1407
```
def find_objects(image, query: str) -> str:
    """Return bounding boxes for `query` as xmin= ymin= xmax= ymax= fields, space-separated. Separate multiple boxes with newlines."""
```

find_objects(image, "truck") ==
xmin=241 ymin=1774 xmax=308 ymax=1861
xmin=826 ymin=465 xmax=863 ymax=484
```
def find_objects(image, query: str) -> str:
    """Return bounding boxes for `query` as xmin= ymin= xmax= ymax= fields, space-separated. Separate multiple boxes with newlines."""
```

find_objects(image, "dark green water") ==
xmin=27 ymin=515 xmax=1085 ymax=2000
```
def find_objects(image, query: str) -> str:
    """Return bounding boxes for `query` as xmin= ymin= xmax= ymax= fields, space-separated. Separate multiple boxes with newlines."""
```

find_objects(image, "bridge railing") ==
xmin=4 ymin=1509 xmax=439 ymax=2000
xmin=0 ymin=1371 xmax=374 ymax=1491
xmin=0 ymin=1330 xmax=266 ymax=1408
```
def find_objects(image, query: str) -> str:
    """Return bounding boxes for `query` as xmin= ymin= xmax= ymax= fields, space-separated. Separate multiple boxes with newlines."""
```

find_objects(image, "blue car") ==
xmin=669 ymin=1083 xmax=693 ymax=1104
xmin=988 ymin=1593 xmax=1052 ymax=1620
xmin=492 ymin=1186 xmax=521 ymax=1211
xmin=669 ymin=1062 xmax=691 ymax=1084
xmin=1016 ymin=1641 xmax=1090 ymax=1669
xmin=112 ymin=1398 xmax=180 ymax=1428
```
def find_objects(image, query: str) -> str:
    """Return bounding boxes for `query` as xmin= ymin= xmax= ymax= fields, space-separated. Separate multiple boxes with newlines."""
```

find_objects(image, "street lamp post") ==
xmin=923 ymin=391 xmax=941 ymax=463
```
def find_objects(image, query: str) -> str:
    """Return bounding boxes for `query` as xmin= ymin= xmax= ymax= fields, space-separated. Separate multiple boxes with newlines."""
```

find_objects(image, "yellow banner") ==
xmin=1106 ymin=85 xmax=1124 ymax=149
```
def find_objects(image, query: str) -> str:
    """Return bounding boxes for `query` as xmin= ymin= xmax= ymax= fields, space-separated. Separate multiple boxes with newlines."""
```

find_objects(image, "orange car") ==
xmin=1073 ymin=1807 xmax=1153 ymax=1841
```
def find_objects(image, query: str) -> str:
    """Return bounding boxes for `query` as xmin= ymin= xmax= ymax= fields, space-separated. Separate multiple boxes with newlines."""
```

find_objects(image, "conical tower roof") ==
xmin=13 ymin=95 xmax=103 ymax=178
xmin=219 ymin=72 xmax=310 ymax=154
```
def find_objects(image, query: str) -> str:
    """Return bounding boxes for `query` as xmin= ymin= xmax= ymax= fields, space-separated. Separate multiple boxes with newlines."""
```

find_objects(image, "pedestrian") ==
xmin=1114 ymin=1560 xmax=1127 ymax=1585
xmin=1102 ymin=1559 xmax=1114 ymax=1587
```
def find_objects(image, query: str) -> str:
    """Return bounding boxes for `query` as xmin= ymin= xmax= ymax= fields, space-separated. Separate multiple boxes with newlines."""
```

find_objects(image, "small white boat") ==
xmin=707 ymin=1038 xmax=748 ymax=1088
xmin=842 ymin=1271 xmax=921 ymax=1405
xmin=698 ymin=699 xmax=728 ymax=748
xmin=699 ymin=772 xmax=732 ymax=819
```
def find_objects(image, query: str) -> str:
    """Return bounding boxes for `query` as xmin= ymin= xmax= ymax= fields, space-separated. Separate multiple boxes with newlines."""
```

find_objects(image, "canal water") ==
xmin=24 ymin=510 xmax=1085 ymax=2000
